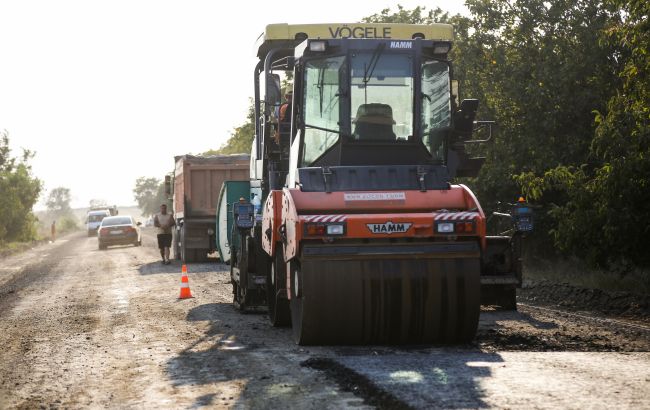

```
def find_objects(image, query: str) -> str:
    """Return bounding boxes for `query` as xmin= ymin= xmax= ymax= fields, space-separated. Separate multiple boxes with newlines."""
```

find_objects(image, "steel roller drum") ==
xmin=290 ymin=252 xmax=481 ymax=345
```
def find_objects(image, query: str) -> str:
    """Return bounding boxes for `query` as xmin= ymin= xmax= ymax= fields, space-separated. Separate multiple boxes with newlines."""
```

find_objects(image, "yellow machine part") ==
xmin=256 ymin=23 xmax=454 ymax=57
xmin=289 ymin=247 xmax=481 ymax=345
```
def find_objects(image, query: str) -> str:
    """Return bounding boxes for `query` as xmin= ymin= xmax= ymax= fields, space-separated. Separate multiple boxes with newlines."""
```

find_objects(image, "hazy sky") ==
xmin=0 ymin=0 xmax=468 ymax=209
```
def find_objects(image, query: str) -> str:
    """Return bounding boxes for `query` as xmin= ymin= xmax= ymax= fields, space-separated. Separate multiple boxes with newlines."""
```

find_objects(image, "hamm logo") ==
xmin=367 ymin=221 xmax=412 ymax=234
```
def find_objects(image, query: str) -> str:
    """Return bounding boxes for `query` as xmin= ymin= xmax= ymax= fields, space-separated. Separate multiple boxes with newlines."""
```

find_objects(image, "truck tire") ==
xmin=180 ymin=226 xmax=190 ymax=263
xmin=173 ymin=229 xmax=181 ymax=260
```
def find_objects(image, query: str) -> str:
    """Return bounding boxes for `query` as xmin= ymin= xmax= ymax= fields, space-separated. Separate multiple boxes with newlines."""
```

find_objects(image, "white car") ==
xmin=86 ymin=210 xmax=111 ymax=236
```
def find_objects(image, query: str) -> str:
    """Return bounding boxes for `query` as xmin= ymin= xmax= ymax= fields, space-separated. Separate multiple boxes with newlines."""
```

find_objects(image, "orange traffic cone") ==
xmin=179 ymin=264 xmax=193 ymax=299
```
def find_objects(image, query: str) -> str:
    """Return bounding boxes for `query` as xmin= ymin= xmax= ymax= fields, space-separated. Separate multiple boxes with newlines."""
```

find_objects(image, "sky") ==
xmin=0 ymin=0 xmax=468 ymax=209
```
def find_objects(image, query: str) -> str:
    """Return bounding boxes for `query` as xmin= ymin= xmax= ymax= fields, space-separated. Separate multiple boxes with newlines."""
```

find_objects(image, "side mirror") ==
xmin=453 ymin=99 xmax=479 ymax=138
xmin=164 ymin=175 xmax=172 ymax=196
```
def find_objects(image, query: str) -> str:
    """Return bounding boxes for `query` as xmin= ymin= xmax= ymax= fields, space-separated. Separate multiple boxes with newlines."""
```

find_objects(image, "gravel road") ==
xmin=0 ymin=230 xmax=648 ymax=409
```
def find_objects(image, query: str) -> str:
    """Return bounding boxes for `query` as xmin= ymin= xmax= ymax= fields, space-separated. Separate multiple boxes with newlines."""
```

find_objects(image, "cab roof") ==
xmin=256 ymin=23 xmax=453 ymax=58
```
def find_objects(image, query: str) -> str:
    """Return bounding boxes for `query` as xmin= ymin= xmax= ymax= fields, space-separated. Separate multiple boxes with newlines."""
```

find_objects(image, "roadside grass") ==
xmin=0 ymin=224 xmax=82 ymax=259
xmin=525 ymin=257 xmax=650 ymax=296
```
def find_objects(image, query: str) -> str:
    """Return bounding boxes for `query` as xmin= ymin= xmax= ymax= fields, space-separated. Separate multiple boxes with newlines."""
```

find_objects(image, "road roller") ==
xmin=218 ymin=23 xmax=532 ymax=344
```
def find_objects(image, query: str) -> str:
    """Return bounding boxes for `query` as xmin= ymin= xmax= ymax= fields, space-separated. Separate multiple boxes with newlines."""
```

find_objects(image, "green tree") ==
xmin=519 ymin=0 xmax=650 ymax=268
xmin=45 ymin=187 xmax=73 ymax=219
xmin=363 ymin=4 xmax=450 ymax=24
xmin=0 ymin=130 xmax=43 ymax=242
xmin=133 ymin=177 xmax=168 ymax=216
xmin=364 ymin=3 xmax=642 ymax=267
xmin=205 ymin=101 xmax=256 ymax=155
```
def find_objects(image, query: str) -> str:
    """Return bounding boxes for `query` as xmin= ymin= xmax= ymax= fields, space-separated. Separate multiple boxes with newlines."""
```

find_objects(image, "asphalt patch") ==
xmin=301 ymin=357 xmax=412 ymax=410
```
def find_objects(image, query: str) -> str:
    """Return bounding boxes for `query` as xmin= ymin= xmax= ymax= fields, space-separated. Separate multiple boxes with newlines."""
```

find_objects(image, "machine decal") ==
xmin=367 ymin=221 xmax=413 ymax=234
xmin=390 ymin=41 xmax=413 ymax=49
xmin=434 ymin=212 xmax=480 ymax=221
xmin=302 ymin=215 xmax=348 ymax=222
xmin=344 ymin=192 xmax=406 ymax=201
xmin=328 ymin=26 xmax=392 ymax=39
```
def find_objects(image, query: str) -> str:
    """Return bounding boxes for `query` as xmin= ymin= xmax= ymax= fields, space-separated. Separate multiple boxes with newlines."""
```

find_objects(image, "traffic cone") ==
xmin=179 ymin=264 xmax=193 ymax=299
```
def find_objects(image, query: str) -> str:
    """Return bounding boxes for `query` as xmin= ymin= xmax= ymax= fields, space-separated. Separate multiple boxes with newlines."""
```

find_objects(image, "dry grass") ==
xmin=525 ymin=257 xmax=650 ymax=296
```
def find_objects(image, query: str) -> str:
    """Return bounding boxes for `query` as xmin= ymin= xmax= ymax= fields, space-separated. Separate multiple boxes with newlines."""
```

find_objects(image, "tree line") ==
xmin=0 ymin=131 xmax=42 ymax=243
xmin=213 ymin=1 xmax=648 ymax=272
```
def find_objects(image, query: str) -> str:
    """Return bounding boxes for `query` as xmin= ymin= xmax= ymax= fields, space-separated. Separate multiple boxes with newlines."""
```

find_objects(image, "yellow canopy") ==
xmin=261 ymin=22 xmax=453 ymax=42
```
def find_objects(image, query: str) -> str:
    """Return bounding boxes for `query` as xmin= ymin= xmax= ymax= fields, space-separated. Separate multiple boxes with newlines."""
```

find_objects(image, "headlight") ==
xmin=309 ymin=41 xmax=327 ymax=52
xmin=305 ymin=222 xmax=346 ymax=236
xmin=326 ymin=224 xmax=345 ymax=235
xmin=437 ymin=222 xmax=454 ymax=233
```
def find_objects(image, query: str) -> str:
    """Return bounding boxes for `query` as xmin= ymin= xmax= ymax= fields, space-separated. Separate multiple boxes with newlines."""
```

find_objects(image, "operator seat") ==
xmin=353 ymin=103 xmax=397 ymax=141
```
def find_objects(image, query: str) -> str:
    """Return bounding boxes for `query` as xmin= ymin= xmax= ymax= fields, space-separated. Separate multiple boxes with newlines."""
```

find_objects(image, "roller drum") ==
xmin=290 ymin=254 xmax=481 ymax=345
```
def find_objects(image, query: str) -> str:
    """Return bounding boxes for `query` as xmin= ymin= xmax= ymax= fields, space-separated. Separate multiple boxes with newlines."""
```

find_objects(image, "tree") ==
xmin=46 ymin=187 xmax=73 ymax=218
xmin=89 ymin=199 xmax=108 ymax=209
xmin=363 ymin=3 xmax=645 ymax=268
xmin=133 ymin=177 xmax=168 ymax=216
xmin=204 ymin=100 xmax=256 ymax=155
xmin=518 ymin=0 xmax=650 ymax=268
xmin=363 ymin=4 xmax=450 ymax=24
xmin=0 ymin=130 xmax=43 ymax=242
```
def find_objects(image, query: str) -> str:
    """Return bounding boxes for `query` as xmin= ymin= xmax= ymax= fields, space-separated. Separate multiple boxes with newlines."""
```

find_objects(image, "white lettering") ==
xmin=366 ymin=221 xmax=412 ymax=234
xmin=344 ymin=192 xmax=406 ymax=201
xmin=390 ymin=41 xmax=413 ymax=49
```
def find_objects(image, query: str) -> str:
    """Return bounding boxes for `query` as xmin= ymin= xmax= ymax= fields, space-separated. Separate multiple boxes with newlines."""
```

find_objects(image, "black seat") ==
xmin=353 ymin=103 xmax=397 ymax=141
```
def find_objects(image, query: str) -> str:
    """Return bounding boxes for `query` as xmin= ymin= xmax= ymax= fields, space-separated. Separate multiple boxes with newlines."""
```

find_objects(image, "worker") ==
xmin=279 ymin=89 xmax=292 ymax=123
xmin=51 ymin=220 xmax=56 ymax=242
xmin=274 ymin=88 xmax=293 ymax=143
xmin=154 ymin=203 xmax=175 ymax=265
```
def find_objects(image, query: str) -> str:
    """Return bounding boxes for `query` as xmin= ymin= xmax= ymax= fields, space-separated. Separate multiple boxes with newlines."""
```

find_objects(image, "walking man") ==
xmin=51 ymin=220 xmax=56 ymax=242
xmin=154 ymin=204 xmax=175 ymax=265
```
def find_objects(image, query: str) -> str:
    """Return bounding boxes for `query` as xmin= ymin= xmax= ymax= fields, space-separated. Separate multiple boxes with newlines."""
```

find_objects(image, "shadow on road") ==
xmin=166 ymin=302 xmax=505 ymax=409
xmin=137 ymin=260 xmax=185 ymax=275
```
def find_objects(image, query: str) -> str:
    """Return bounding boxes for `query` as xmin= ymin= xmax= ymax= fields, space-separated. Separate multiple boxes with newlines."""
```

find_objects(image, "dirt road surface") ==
xmin=0 ymin=230 xmax=648 ymax=409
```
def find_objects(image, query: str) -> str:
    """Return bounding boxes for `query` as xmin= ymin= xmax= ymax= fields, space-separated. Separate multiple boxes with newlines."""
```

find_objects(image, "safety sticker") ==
xmin=344 ymin=192 xmax=406 ymax=201
xmin=434 ymin=212 xmax=479 ymax=221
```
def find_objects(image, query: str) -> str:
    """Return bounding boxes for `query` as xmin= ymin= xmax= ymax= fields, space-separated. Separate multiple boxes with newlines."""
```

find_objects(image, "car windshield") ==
xmin=101 ymin=217 xmax=132 ymax=226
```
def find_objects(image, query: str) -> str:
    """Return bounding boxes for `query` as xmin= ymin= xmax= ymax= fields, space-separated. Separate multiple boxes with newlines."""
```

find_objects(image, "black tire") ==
xmin=290 ymin=259 xmax=316 ymax=344
xmin=268 ymin=249 xmax=291 ymax=327
xmin=98 ymin=243 xmax=107 ymax=250
xmin=180 ymin=226 xmax=190 ymax=263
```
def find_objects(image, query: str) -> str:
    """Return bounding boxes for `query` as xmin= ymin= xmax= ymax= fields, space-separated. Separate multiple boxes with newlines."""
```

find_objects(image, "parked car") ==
xmin=97 ymin=215 xmax=142 ymax=250
xmin=86 ymin=210 xmax=111 ymax=236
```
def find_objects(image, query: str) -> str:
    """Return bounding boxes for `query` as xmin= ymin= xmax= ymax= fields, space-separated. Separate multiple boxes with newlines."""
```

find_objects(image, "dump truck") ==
xmin=217 ymin=23 xmax=532 ymax=345
xmin=165 ymin=154 xmax=249 ymax=262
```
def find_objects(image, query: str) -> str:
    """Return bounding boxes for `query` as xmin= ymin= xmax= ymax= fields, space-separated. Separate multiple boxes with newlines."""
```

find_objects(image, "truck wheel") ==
xmin=173 ymin=230 xmax=181 ymax=260
xmin=180 ymin=227 xmax=191 ymax=263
